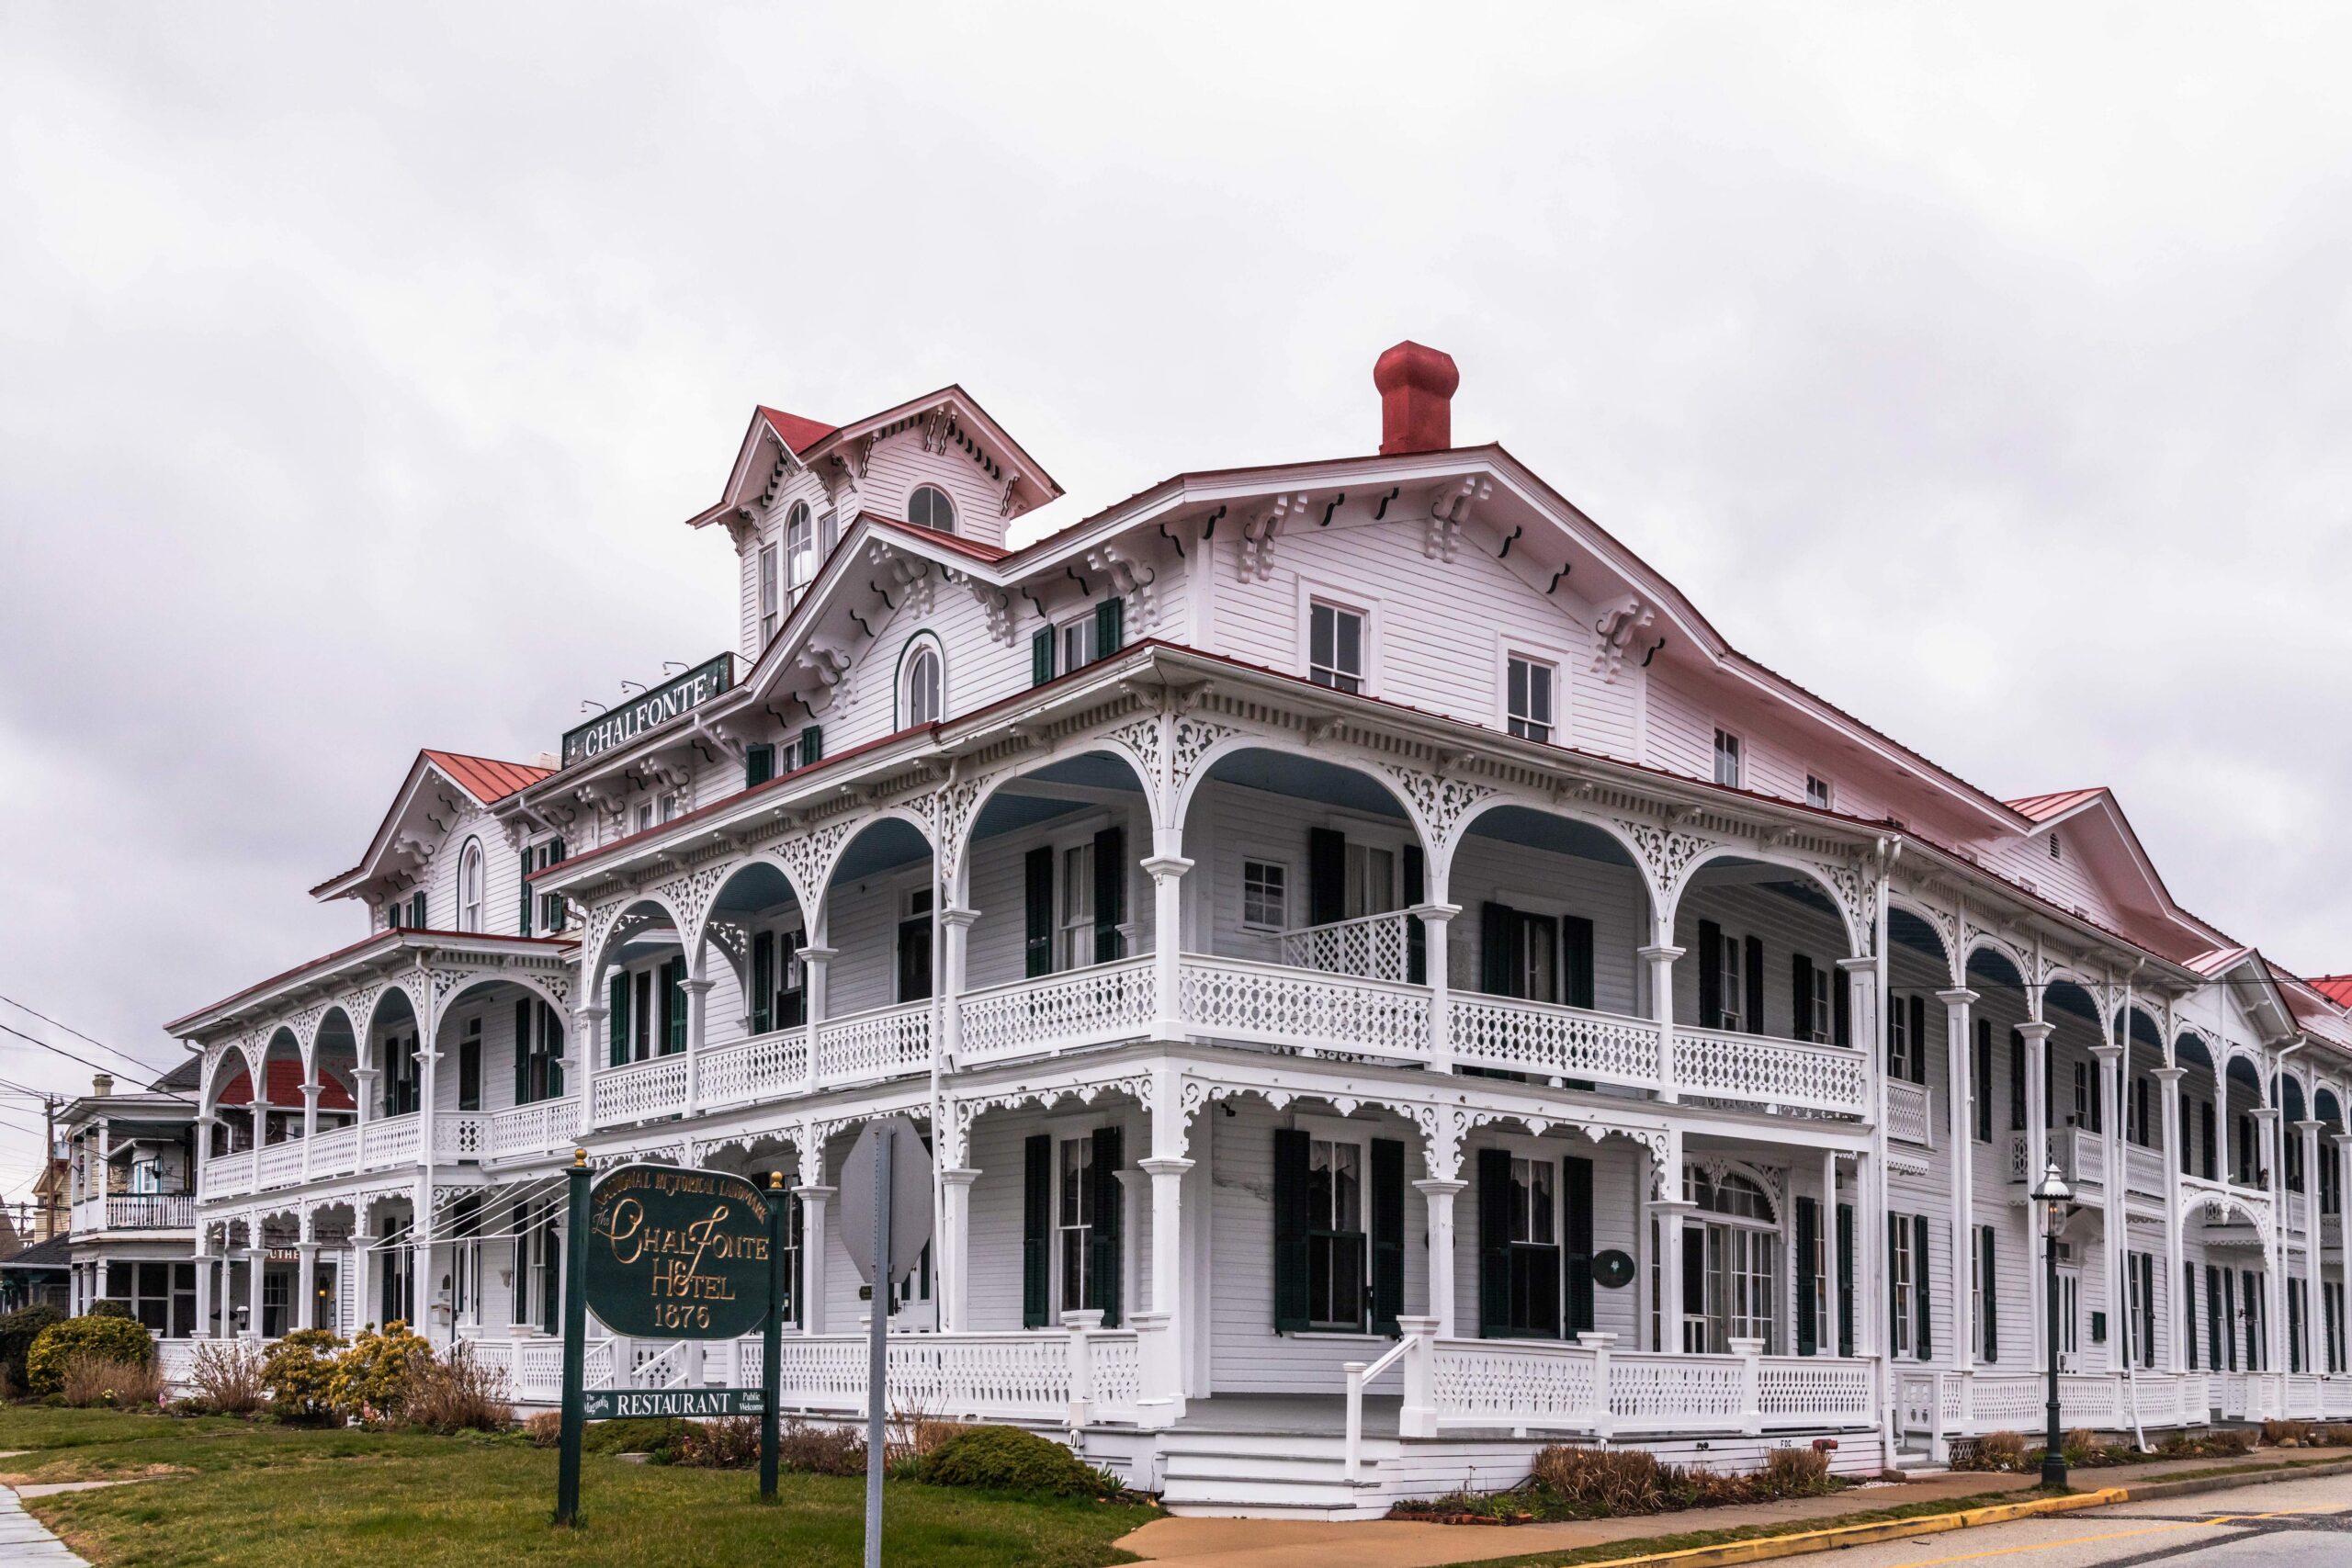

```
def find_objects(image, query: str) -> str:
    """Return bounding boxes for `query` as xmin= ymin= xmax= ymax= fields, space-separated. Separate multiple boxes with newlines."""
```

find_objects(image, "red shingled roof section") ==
xmin=212 ymin=1058 xmax=356 ymax=1110
xmin=758 ymin=406 xmax=839 ymax=457
xmin=422 ymin=750 xmax=553 ymax=805
xmin=2312 ymin=976 xmax=2352 ymax=1009
xmin=2007 ymin=788 xmax=2107 ymax=822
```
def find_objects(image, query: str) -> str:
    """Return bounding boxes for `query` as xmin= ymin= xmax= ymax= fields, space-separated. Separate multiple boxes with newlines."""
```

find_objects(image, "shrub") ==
xmin=83 ymin=1298 xmax=131 ymax=1319
xmin=582 ymin=1416 xmax=687 ymax=1456
xmin=1530 ymin=1445 xmax=1666 ymax=1514
xmin=185 ymin=1338 xmax=266 ymax=1416
xmin=2324 ymin=1426 xmax=2352 ymax=1448
xmin=2261 ymin=1418 xmax=2310 ymax=1448
xmin=673 ymin=1416 xmax=763 ymax=1469
xmin=917 ymin=1424 xmax=1114 ymax=1497
xmin=260 ymin=1330 xmax=345 ymax=1423
xmin=525 ymin=1410 xmax=563 ymax=1448
xmin=403 ymin=1344 xmax=513 ymax=1434
xmin=1760 ymin=1446 xmax=1834 ymax=1495
xmin=777 ymin=1418 xmax=866 ymax=1476
xmin=328 ymin=1320 xmax=430 ymax=1424
xmin=60 ymin=1352 xmax=165 ymax=1409
xmin=1963 ymin=1430 xmax=2030 ymax=1472
xmin=27 ymin=1314 xmax=153 ymax=1395
xmin=2210 ymin=1426 xmax=2256 ymax=1455
xmin=0 ymin=1305 xmax=66 ymax=1393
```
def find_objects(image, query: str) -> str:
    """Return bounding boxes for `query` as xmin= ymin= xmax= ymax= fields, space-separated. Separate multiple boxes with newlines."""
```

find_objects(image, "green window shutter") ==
xmin=1682 ymin=1225 xmax=1705 ymax=1325
xmin=1976 ymin=1021 xmax=1995 ymax=1142
xmin=545 ymin=1007 xmax=564 ymax=1099
xmin=1370 ymin=1137 xmax=1404 ymax=1337
xmin=608 ymin=972 xmax=629 ymax=1068
xmin=543 ymin=1215 xmax=562 ymax=1334
xmin=1091 ymin=825 xmax=1125 ymax=964
xmin=1031 ymin=626 xmax=1056 ymax=687
xmin=1023 ymin=1134 xmax=1051 ymax=1328
xmin=779 ymin=929 xmax=806 ymax=1027
xmin=1887 ymin=1214 xmax=1903 ymax=1351
xmin=1909 ymin=996 xmax=1928 ymax=1084
xmin=1834 ymin=968 xmax=1850 ymax=1046
xmin=798 ymin=726 xmax=823 ymax=769
xmin=746 ymin=743 xmax=775 ymax=787
xmin=2184 ymin=1262 xmax=2198 ymax=1370
xmin=1795 ymin=1197 xmax=1818 ymax=1356
xmin=1306 ymin=829 xmax=1345 ymax=927
xmin=1094 ymin=594 xmax=1124 ymax=658
xmin=1272 ymin=1127 xmax=1311 ymax=1333
xmin=2011 ymin=1029 xmax=2028 ymax=1130
xmin=1560 ymin=916 xmax=1594 ymax=1010
xmin=1837 ymin=1202 xmax=1854 ymax=1357
xmin=518 ymin=847 xmax=535 ymax=936
xmin=1564 ymin=1155 xmax=1594 ymax=1336
xmin=1479 ymin=902 xmax=1518 ymax=997
xmin=514 ymin=998 xmax=532 ymax=1107
xmin=1402 ymin=847 xmax=1427 ymax=985
xmin=1476 ymin=1145 xmax=1510 ymax=1337
xmin=1089 ymin=1124 xmax=1123 ymax=1327
xmin=1981 ymin=1225 xmax=1997 ymax=1362
xmin=1697 ymin=919 xmax=1723 ymax=1028
xmin=1023 ymin=846 xmax=1055 ymax=977
xmin=1743 ymin=935 xmax=1765 ymax=1035
xmin=751 ymin=932 xmax=775 ymax=1034
xmin=1914 ymin=1212 xmax=1932 ymax=1359
xmin=410 ymin=891 xmax=426 ymax=929
xmin=1792 ymin=953 xmax=1815 ymax=1040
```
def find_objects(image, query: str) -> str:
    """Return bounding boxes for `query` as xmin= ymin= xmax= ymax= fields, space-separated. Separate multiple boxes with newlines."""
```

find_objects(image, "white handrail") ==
xmin=1343 ymin=1334 xmax=1414 ymax=1481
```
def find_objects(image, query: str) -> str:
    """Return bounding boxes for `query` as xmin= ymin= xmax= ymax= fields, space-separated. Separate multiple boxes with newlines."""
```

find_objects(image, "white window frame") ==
xmin=1048 ymin=1111 xmax=1108 ymax=1319
xmin=1057 ymin=612 xmax=1097 ymax=678
xmin=457 ymin=839 xmax=485 ymax=933
xmin=758 ymin=541 xmax=780 ymax=644
xmin=1504 ymin=650 xmax=1559 ymax=744
xmin=1805 ymin=773 xmax=1833 ymax=810
xmin=1805 ymin=964 xmax=1832 ymax=1044
xmin=1890 ymin=1216 xmax=1915 ymax=1358
xmin=1888 ymin=996 xmax=1913 ymax=1081
xmin=1973 ymin=1224 xmax=1994 ymax=1359
xmin=899 ymin=636 xmax=945 ymax=728
xmin=1296 ymin=578 xmax=1378 ymax=697
xmin=1295 ymin=1113 xmax=1373 ymax=1332
xmin=907 ymin=483 xmax=956 ymax=533
xmin=1058 ymin=839 xmax=1096 ymax=971
xmin=1713 ymin=728 xmax=1744 ymax=789
xmin=1717 ymin=930 xmax=1747 ymax=1033
xmin=1241 ymin=858 xmax=1290 ymax=932
xmin=786 ymin=502 xmax=816 ymax=596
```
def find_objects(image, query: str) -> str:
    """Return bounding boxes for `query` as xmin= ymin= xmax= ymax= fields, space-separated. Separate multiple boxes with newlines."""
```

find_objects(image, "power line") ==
xmin=0 ymin=993 xmax=172 ymax=1077
xmin=0 ymin=1021 xmax=198 ymax=1109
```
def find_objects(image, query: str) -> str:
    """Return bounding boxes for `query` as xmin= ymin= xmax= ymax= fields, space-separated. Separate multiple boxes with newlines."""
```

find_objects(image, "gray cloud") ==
xmin=5 ymin=2 xmax=2348 ymax=1190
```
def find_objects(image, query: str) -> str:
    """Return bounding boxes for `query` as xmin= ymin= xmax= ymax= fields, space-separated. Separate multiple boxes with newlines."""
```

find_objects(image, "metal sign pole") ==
xmin=762 ymin=1170 xmax=784 ymax=1501
xmin=555 ymin=1149 xmax=589 ymax=1527
xmin=865 ymin=1125 xmax=892 ymax=1568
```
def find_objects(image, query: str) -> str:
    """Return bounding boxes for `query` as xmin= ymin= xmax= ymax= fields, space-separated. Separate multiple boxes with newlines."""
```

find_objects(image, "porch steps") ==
xmin=1155 ymin=1429 xmax=1401 ymax=1519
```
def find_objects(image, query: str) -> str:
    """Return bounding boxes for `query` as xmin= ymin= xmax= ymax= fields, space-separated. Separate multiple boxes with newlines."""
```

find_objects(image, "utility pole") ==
xmin=41 ymin=1096 xmax=60 ymax=1241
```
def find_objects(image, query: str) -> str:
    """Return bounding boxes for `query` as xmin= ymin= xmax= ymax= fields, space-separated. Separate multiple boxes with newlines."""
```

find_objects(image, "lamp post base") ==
xmin=2040 ymin=1452 xmax=2069 ymax=1489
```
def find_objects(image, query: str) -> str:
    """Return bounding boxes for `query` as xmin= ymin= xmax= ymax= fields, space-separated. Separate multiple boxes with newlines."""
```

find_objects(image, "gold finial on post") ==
xmin=573 ymin=1147 xmax=588 ymax=1168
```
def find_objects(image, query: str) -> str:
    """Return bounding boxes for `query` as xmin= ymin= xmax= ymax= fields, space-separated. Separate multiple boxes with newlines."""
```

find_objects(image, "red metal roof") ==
xmin=166 ymin=929 xmax=575 ymax=1033
xmin=864 ymin=514 xmax=1011 ymax=562
xmin=212 ymin=1058 xmax=356 ymax=1109
xmin=757 ymin=406 xmax=839 ymax=457
xmin=422 ymin=750 xmax=553 ymax=804
xmin=2006 ymin=788 xmax=2108 ymax=822
xmin=2312 ymin=976 xmax=2352 ymax=1009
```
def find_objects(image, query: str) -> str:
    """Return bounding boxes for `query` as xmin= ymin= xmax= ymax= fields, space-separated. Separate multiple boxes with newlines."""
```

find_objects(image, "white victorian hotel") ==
xmin=162 ymin=347 xmax=2352 ymax=1514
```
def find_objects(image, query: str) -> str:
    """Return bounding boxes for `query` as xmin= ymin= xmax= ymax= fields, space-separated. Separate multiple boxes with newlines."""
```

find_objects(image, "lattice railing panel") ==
xmin=1281 ymin=911 xmax=1413 ymax=983
xmin=1609 ymin=1352 xmax=1744 ymax=1430
xmin=958 ymin=958 xmax=1156 ymax=1063
xmin=815 ymin=1002 xmax=932 ymax=1085
xmin=698 ymin=1032 xmax=808 ymax=1111
xmin=1179 ymin=955 xmax=1430 ymax=1060
xmin=1430 ymin=1338 xmax=1599 ymax=1428
xmin=1452 ymin=996 xmax=1660 ymax=1086
xmin=1672 ymin=1027 xmax=1868 ymax=1114
xmin=594 ymin=1055 xmax=688 ymax=1125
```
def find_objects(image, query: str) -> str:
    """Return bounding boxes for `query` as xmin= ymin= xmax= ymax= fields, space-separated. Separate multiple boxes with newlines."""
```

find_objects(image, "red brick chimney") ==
xmin=1374 ymin=341 xmax=1459 ymax=455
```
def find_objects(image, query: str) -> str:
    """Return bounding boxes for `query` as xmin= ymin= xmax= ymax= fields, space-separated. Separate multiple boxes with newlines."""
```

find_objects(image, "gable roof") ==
xmin=311 ymin=749 xmax=552 ymax=899
xmin=756 ymin=405 xmax=838 ymax=457
xmin=1 ymin=1233 xmax=71 ymax=1270
xmin=2312 ymin=976 xmax=2352 ymax=1010
xmin=2007 ymin=788 xmax=2109 ymax=822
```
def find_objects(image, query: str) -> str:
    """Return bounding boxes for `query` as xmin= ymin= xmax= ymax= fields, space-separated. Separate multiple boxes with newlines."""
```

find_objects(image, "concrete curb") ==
xmin=1536 ymin=1456 xmax=2352 ymax=1568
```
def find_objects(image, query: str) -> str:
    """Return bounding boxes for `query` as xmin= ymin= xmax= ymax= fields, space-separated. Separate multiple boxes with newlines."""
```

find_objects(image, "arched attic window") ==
xmin=908 ymin=484 xmax=956 ymax=533
xmin=786 ymin=502 xmax=815 ymax=592
xmin=458 ymin=840 xmax=485 ymax=932
xmin=899 ymin=638 xmax=944 ymax=728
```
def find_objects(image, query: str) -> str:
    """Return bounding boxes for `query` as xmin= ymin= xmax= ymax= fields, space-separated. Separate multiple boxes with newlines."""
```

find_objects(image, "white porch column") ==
xmin=569 ymin=1007 xmax=603 ymax=1137
xmin=1142 ymin=852 xmax=1192 ymax=1041
xmin=194 ymin=1114 xmax=217 ymax=1204
xmin=939 ymin=907 xmax=978 ymax=1066
xmin=1139 ymin=1156 xmax=1193 ymax=1317
xmin=413 ymin=1238 xmax=437 ymax=1343
xmin=244 ymin=1247 xmax=266 ymax=1339
xmin=297 ymin=1242 xmax=320 ymax=1331
xmin=2339 ymin=1132 xmax=2352 ymax=1371
xmin=1941 ymin=987 xmax=1978 ymax=1371
xmin=795 ymin=1183 xmax=833 ymax=1335
xmin=800 ymin=948 xmax=835 ymax=1089
xmin=1414 ymin=1177 xmax=1467 ymax=1338
xmin=681 ymin=977 xmax=712 ymax=1116
xmin=1656 ymin=1122 xmax=1690 ymax=1353
xmin=300 ymin=1081 xmax=322 ymax=1181
xmin=1823 ymin=1148 xmax=1845 ymax=1358
xmin=2253 ymin=1104 xmax=2284 ymax=1378
xmin=1643 ymin=934 xmax=1684 ymax=1102
xmin=193 ymin=1241 xmax=214 ymax=1337
xmin=2092 ymin=1040 xmax=2124 ymax=1371
xmin=939 ymin=1168 xmax=978 ymax=1332
xmin=2019 ymin=1021 xmax=2054 ymax=1367
xmin=1419 ymin=901 xmax=1462 ymax=1074
xmin=2157 ymin=1065 xmax=2187 ymax=1371
xmin=2298 ymin=1118 xmax=2324 ymax=1373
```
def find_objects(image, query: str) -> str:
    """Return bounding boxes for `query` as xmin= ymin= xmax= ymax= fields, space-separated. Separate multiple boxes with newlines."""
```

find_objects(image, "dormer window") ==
xmin=1805 ymin=774 xmax=1832 ymax=810
xmin=786 ymin=502 xmax=815 ymax=594
xmin=458 ymin=840 xmax=485 ymax=932
xmin=758 ymin=543 xmax=780 ymax=646
xmin=908 ymin=484 xmax=956 ymax=533
xmin=901 ymin=638 xmax=944 ymax=727
xmin=1713 ymin=729 xmax=1743 ymax=789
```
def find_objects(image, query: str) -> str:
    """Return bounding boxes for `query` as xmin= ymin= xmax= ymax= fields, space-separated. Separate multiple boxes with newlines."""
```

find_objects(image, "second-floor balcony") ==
xmin=71 ymin=1191 xmax=196 ymax=1231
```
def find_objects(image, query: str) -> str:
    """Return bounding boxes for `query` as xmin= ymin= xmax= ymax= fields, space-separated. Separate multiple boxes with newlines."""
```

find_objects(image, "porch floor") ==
xmin=1172 ymin=1394 xmax=1401 ymax=1438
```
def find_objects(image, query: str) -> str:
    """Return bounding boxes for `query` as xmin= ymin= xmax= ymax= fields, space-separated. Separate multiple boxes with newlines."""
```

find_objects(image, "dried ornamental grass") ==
xmin=60 ymin=1351 xmax=165 ymax=1409
xmin=186 ymin=1338 xmax=266 ymax=1416
xmin=404 ymin=1343 xmax=513 ymax=1434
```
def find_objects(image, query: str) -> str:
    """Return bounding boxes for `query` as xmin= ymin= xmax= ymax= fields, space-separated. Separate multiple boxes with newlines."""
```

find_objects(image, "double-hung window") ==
xmin=1503 ymin=1155 xmax=1560 ymax=1337
xmin=1804 ymin=965 xmax=1832 ymax=1044
xmin=1344 ymin=841 xmax=1396 ymax=919
xmin=1309 ymin=601 xmax=1364 ymax=694
xmin=1717 ymin=931 xmax=1747 ymax=1032
xmin=1713 ymin=728 xmax=1743 ymax=788
xmin=1507 ymin=654 xmax=1555 ymax=742
xmin=1805 ymin=774 xmax=1832 ymax=809
xmin=786 ymin=502 xmax=815 ymax=598
xmin=1306 ymin=1135 xmax=1366 ymax=1330
xmin=458 ymin=840 xmax=485 ymax=932
xmin=1887 ymin=998 xmax=1913 ymax=1082
xmin=1057 ymin=1135 xmax=1094 ymax=1316
xmin=1058 ymin=842 xmax=1096 ymax=970
xmin=1889 ymin=1217 xmax=1915 ymax=1357
xmin=759 ymin=542 xmax=780 ymax=644
xmin=1058 ymin=615 xmax=1097 ymax=681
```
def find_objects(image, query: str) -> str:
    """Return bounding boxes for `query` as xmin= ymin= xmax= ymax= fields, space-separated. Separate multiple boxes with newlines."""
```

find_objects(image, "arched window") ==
xmin=786 ymin=502 xmax=815 ymax=590
xmin=458 ymin=840 xmax=484 ymax=932
xmin=901 ymin=639 xmax=943 ymax=727
xmin=908 ymin=484 xmax=956 ymax=533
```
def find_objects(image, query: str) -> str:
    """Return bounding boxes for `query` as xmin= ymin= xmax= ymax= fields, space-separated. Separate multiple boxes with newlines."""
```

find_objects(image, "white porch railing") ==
xmin=458 ymin=1336 xmax=616 ymax=1404
xmin=106 ymin=1193 xmax=195 ymax=1228
xmin=1898 ymin=1368 xmax=2250 ymax=1452
xmin=698 ymin=1031 xmax=809 ymax=1111
xmin=958 ymin=958 xmax=1157 ymax=1064
xmin=814 ymin=1000 xmax=933 ymax=1085
xmin=1451 ymin=995 xmax=1660 ymax=1087
xmin=593 ymin=1054 xmax=689 ymax=1124
xmin=739 ymin=1320 xmax=1153 ymax=1427
xmin=1673 ymin=1026 xmax=1871 ymax=1116
xmin=630 ymin=1340 xmax=693 ymax=1389
xmin=1178 ymin=954 xmax=1430 ymax=1062
xmin=1281 ymin=911 xmax=1413 ymax=983
xmin=488 ymin=1098 xmax=576 ymax=1159
xmin=308 ymin=1125 xmax=358 ymax=1179
xmin=1886 ymin=1080 xmax=1932 ymax=1148
xmin=201 ymin=1154 xmax=254 ymax=1198
xmin=435 ymin=1114 xmax=487 ymax=1160
xmin=256 ymin=1140 xmax=306 ymax=1187
xmin=361 ymin=1111 xmax=423 ymax=1168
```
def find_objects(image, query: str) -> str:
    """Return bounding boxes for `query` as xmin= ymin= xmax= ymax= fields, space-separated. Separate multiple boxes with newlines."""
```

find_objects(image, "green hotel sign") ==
xmin=584 ymin=1162 xmax=773 ymax=1340
xmin=560 ymin=653 xmax=735 ymax=767
xmin=582 ymin=1387 xmax=766 ymax=1421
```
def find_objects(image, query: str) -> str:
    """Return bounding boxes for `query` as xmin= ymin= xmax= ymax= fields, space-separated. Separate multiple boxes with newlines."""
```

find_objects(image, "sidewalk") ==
xmin=0 ymin=1485 xmax=90 ymax=1568
xmin=1113 ymin=1451 xmax=2327 ymax=1568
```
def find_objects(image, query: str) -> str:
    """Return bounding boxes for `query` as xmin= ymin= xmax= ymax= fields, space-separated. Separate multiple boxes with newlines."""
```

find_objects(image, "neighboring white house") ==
xmin=57 ymin=1065 xmax=204 ymax=1335
xmin=162 ymin=344 xmax=2352 ymax=1514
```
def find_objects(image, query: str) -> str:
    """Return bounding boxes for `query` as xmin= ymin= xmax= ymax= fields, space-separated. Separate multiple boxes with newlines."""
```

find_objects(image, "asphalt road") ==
xmin=1815 ymin=1472 xmax=2352 ymax=1568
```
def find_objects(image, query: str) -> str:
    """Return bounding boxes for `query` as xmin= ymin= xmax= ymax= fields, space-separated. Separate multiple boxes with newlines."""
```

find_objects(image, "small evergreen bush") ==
xmin=261 ymin=1330 xmax=345 ymax=1422
xmin=917 ymin=1424 xmax=1113 ymax=1497
xmin=327 ymin=1320 xmax=429 ymax=1425
xmin=0 ymin=1305 xmax=65 ymax=1393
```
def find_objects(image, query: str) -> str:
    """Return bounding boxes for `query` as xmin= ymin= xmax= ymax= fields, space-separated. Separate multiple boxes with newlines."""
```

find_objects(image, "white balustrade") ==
xmin=1281 ymin=910 xmax=1413 ymax=982
xmin=256 ymin=1140 xmax=306 ymax=1188
xmin=630 ymin=1339 xmax=692 ymax=1389
xmin=1757 ymin=1358 xmax=1875 ymax=1426
xmin=593 ymin=1054 xmax=689 ymax=1125
xmin=1421 ymin=1337 xmax=1874 ymax=1438
xmin=486 ymin=1099 xmax=575 ymax=1160
xmin=1673 ymin=1025 xmax=1871 ymax=1115
xmin=1451 ymin=995 xmax=1661 ymax=1087
xmin=360 ymin=1112 xmax=422 ymax=1168
xmin=957 ymin=958 xmax=1157 ymax=1064
xmin=202 ymin=1154 xmax=254 ymax=1198
xmin=1179 ymin=954 xmax=1430 ymax=1062
xmin=767 ymin=1332 xmax=1083 ymax=1421
xmin=1906 ymin=1371 xmax=2231 ymax=1440
xmin=104 ymin=1193 xmax=195 ymax=1229
xmin=1886 ymin=1080 xmax=1933 ymax=1148
xmin=435 ymin=1114 xmax=488 ymax=1160
xmin=307 ymin=1125 xmax=358 ymax=1179
xmin=697 ymin=1031 xmax=809 ymax=1111
xmin=814 ymin=1001 xmax=932 ymax=1085
xmin=2061 ymin=1126 xmax=2107 ymax=1189
xmin=156 ymin=1339 xmax=195 ymax=1391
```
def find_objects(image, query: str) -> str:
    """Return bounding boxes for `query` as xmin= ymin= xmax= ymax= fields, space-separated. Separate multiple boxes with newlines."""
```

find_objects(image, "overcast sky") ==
xmin=4 ymin=4 xmax=2349 ymax=1195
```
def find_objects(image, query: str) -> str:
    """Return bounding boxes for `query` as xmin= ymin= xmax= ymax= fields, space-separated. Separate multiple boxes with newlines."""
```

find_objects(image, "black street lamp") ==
xmin=2031 ymin=1159 xmax=2073 ymax=1489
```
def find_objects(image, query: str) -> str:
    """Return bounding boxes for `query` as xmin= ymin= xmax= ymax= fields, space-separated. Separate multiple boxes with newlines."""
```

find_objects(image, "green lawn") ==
xmin=0 ymin=1406 xmax=1150 ymax=1568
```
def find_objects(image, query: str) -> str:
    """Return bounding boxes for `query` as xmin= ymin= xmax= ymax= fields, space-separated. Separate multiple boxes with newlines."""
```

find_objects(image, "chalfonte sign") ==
xmin=560 ymin=653 xmax=735 ymax=766
xmin=583 ymin=1161 xmax=773 ymax=1339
